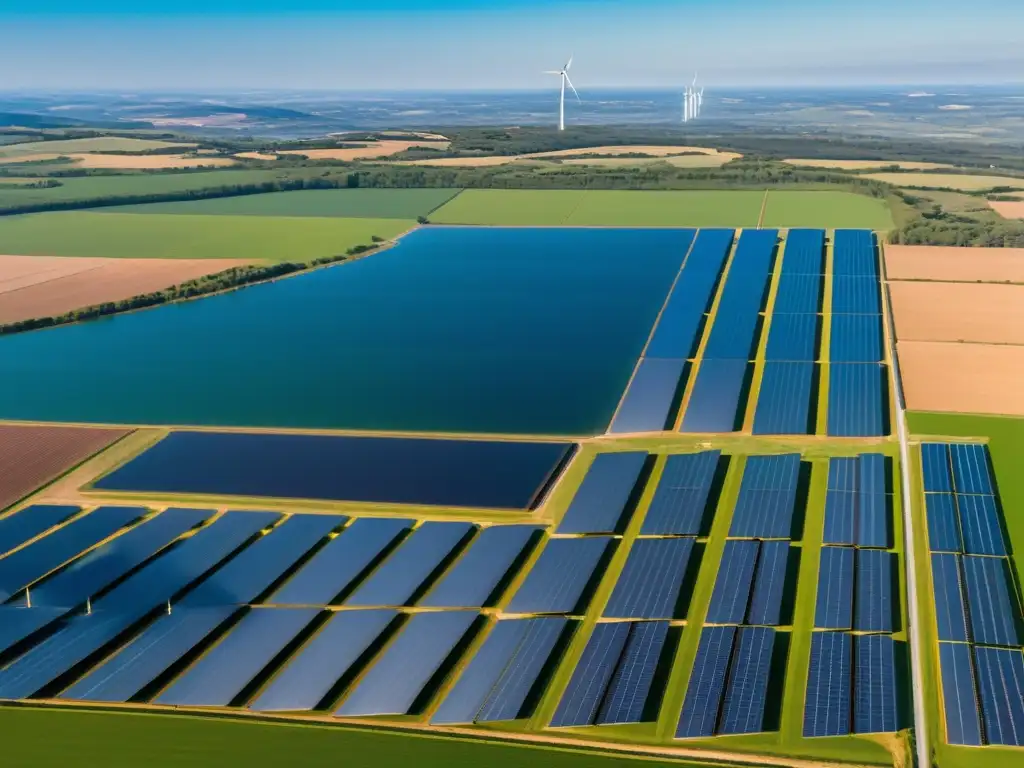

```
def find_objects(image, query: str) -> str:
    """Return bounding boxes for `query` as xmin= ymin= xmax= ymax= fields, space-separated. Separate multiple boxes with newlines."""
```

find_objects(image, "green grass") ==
xmin=0 ymin=708 xmax=728 ymax=768
xmin=100 ymin=189 xmax=462 ymax=220
xmin=760 ymin=191 xmax=895 ymax=230
xmin=0 ymin=137 xmax=194 ymax=156
xmin=0 ymin=212 xmax=415 ymax=261
xmin=429 ymin=190 xmax=766 ymax=227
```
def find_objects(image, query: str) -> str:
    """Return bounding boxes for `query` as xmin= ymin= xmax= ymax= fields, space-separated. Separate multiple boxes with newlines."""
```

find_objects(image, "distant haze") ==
xmin=2 ymin=0 xmax=1023 ymax=89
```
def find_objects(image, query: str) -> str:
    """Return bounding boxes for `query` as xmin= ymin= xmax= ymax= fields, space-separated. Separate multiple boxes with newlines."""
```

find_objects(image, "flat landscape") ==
xmin=988 ymin=200 xmax=1024 ymax=219
xmin=0 ymin=137 xmax=195 ymax=156
xmin=887 ymin=281 xmax=1024 ymax=344
xmin=884 ymin=245 xmax=1024 ymax=283
xmin=782 ymin=159 xmax=952 ymax=171
xmin=898 ymin=341 xmax=1024 ymax=416
xmin=864 ymin=172 xmax=1024 ymax=191
xmin=760 ymin=190 xmax=894 ymax=229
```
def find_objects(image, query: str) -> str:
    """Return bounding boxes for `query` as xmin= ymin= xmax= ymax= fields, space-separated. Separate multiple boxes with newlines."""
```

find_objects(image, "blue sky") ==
xmin=3 ymin=0 xmax=1022 ymax=89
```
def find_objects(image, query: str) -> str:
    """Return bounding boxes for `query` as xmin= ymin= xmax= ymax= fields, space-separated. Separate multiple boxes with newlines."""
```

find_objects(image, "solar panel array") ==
xmin=604 ymin=537 xmax=696 ymax=619
xmin=641 ymin=451 xmax=722 ymax=535
xmin=823 ymin=454 xmax=892 ymax=548
xmin=729 ymin=454 xmax=803 ymax=539
xmin=706 ymin=540 xmax=792 ymax=627
xmin=921 ymin=443 xmax=1005 ymax=555
xmin=814 ymin=546 xmax=897 ymax=632
xmin=681 ymin=229 xmax=778 ymax=433
xmin=827 ymin=231 xmax=888 ymax=437
xmin=556 ymin=452 xmax=647 ymax=535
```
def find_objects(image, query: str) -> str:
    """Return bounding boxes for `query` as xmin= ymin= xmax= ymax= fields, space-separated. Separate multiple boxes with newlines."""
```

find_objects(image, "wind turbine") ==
xmin=545 ymin=56 xmax=580 ymax=131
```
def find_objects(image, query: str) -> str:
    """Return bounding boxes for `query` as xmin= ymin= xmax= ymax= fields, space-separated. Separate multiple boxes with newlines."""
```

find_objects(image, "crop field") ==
xmin=896 ymin=342 xmax=1024 ymax=417
xmin=864 ymin=172 xmax=1024 ymax=191
xmin=0 ymin=212 xmax=415 ymax=261
xmin=101 ymin=188 xmax=461 ymax=219
xmin=0 ymin=137 xmax=195 ymax=156
xmin=782 ymin=159 xmax=952 ymax=171
xmin=63 ymin=153 xmax=237 ymax=169
xmin=277 ymin=139 xmax=451 ymax=160
xmin=988 ymin=200 xmax=1024 ymax=219
xmin=760 ymin=191 xmax=894 ymax=230
xmin=884 ymin=245 xmax=1024 ymax=283
xmin=888 ymin=282 xmax=1024 ymax=345
xmin=0 ymin=254 xmax=255 ymax=325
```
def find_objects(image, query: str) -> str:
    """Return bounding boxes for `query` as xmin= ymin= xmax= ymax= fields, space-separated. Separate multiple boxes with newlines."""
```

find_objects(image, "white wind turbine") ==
xmin=544 ymin=56 xmax=581 ymax=131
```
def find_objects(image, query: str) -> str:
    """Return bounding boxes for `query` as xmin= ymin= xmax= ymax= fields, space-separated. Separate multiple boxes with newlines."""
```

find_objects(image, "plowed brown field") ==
xmin=989 ymin=200 xmax=1024 ymax=219
xmin=0 ymin=424 xmax=131 ymax=511
xmin=888 ymin=281 xmax=1024 ymax=345
xmin=0 ymin=255 xmax=254 ymax=325
xmin=884 ymin=245 xmax=1024 ymax=283
xmin=897 ymin=341 xmax=1024 ymax=416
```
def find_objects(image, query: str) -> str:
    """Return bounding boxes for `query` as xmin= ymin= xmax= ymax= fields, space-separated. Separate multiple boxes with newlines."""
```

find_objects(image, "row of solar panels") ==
xmin=921 ymin=442 xmax=995 ymax=496
xmin=940 ymin=642 xmax=1024 ymax=746
xmin=931 ymin=553 xmax=1021 ymax=647
xmin=823 ymin=454 xmax=893 ymax=548
xmin=815 ymin=547 xmax=898 ymax=632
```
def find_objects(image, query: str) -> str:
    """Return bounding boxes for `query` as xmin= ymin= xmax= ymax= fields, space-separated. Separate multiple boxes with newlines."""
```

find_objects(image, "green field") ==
xmin=0 ymin=709 xmax=727 ymax=768
xmin=0 ymin=136 xmax=194 ymax=156
xmin=100 ymin=188 xmax=461 ymax=220
xmin=0 ymin=212 xmax=415 ymax=261
xmin=760 ymin=190 xmax=895 ymax=230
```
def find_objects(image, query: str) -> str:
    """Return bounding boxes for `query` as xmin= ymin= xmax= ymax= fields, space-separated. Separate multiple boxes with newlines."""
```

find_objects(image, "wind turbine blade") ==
xmin=565 ymin=74 xmax=581 ymax=102
xmin=543 ymin=70 xmax=562 ymax=74
xmin=565 ymin=55 xmax=573 ymax=71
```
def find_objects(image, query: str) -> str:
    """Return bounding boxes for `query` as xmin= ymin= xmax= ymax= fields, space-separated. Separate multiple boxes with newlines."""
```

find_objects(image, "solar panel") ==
xmin=703 ymin=306 xmax=762 ymax=360
xmin=925 ymin=494 xmax=962 ymax=553
xmin=676 ymin=626 xmax=736 ymax=738
xmin=719 ymin=627 xmax=774 ymax=735
xmin=706 ymin=540 xmax=760 ymax=625
xmin=764 ymin=313 xmax=820 ymax=361
xmin=854 ymin=550 xmax=895 ymax=633
xmin=949 ymin=443 xmax=994 ymax=495
xmin=250 ymin=610 xmax=397 ymax=712
xmin=431 ymin=618 xmax=533 ymax=725
xmin=814 ymin=547 xmax=854 ymax=630
xmin=956 ymin=494 xmax=1005 ymax=556
xmin=823 ymin=490 xmax=857 ymax=545
xmin=751 ymin=361 xmax=815 ymax=435
xmin=857 ymin=454 xmax=890 ymax=548
xmin=961 ymin=555 xmax=1021 ymax=647
xmin=641 ymin=451 xmax=721 ymax=535
xmin=609 ymin=359 xmax=689 ymax=434
xmin=556 ymin=452 xmax=648 ymax=535
xmin=0 ymin=505 xmax=80 ymax=558
xmin=748 ymin=541 xmax=790 ymax=626
xmin=853 ymin=634 xmax=898 ymax=734
xmin=335 ymin=611 xmax=478 ymax=717
xmin=645 ymin=296 xmax=707 ymax=361
xmin=61 ymin=607 xmax=239 ymax=703
xmin=604 ymin=538 xmax=695 ymax=620
xmin=830 ymin=314 xmax=883 ymax=363
xmin=931 ymin=553 xmax=969 ymax=643
xmin=827 ymin=363 xmax=886 ymax=437
xmin=772 ymin=275 xmax=823 ymax=313
xmin=551 ymin=622 xmax=631 ymax=727
xmin=0 ymin=605 xmax=68 ymax=656
xmin=476 ymin=617 xmax=570 ymax=722
xmin=268 ymin=518 xmax=413 ymax=605
xmin=730 ymin=455 xmax=802 ymax=539
xmin=779 ymin=229 xmax=825 ymax=275
xmin=938 ymin=642 xmax=983 ymax=746
xmin=833 ymin=230 xmax=878 ymax=276
xmin=598 ymin=621 xmax=670 ymax=724
xmin=420 ymin=525 xmax=541 ymax=608
xmin=920 ymin=443 xmax=953 ymax=493
xmin=828 ymin=457 xmax=858 ymax=492
xmin=679 ymin=359 xmax=750 ymax=433
xmin=505 ymin=537 xmax=611 ymax=615
xmin=345 ymin=522 xmax=474 ymax=607
xmin=973 ymin=646 xmax=1024 ymax=746
xmin=740 ymin=454 xmax=801 ymax=491
xmin=0 ymin=506 xmax=146 ymax=602
xmin=831 ymin=276 xmax=881 ymax=314
xmin=803 ymin=632 xmax=852 ymax=737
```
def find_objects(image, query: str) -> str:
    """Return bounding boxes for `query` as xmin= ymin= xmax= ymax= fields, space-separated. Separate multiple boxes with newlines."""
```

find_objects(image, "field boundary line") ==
xmin=757 ymin=190 xmax=769 ymax=228
xmin=423 ymin=188 xmax=465 ymax=217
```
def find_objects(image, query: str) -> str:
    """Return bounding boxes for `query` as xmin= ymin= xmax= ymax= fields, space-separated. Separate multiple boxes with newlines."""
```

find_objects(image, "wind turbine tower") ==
xmin=683 ymin=73 xmax=703 ymax=122
xmin=545 ymin=56 xmax=580 ymax=131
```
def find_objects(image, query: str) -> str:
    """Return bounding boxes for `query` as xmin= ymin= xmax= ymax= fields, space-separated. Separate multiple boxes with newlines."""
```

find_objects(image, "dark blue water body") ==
xmin=94 ymin=432 xmax=574 ymax=510
xmin=0 ymin=227 xmax=688 ymax=436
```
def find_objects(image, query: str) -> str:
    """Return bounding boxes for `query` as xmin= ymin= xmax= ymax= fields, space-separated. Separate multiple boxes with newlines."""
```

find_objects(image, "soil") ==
xmin=888 ymin=281 xmax=1024 ymax=344
xmin=897 ymin=341 xmax=1024 ymax=416
xmin=884 ymin=245 xmax=1024 ymax=283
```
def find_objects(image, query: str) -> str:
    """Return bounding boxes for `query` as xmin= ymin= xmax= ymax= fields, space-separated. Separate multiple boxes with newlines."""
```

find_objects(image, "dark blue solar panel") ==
xmin=680 ymin=359 xmax=750 ymax=433
xmin=430 ymin=618 xmax=533 ymax=724
xmin=61 ymin=607 xmax=237 ymax=703
xmin=831 ymin=276 xmax=881 ymax=315
xmin=420 ymin=525 xmax=541 ymax=608
xmin=0 ymin=505 xmax=80 ymax=558
xmin=268 ymin=518 xmax=413 ymax=605
xmin=830 ymin=314 xmax=883 ymax=363
xmin=773 ymin=276 xmax=823 ymax=313
xmin=832 ymin=230 xmax=878 ymax=277
xmin=0 ymin=606 xmax=67 ymax=656
xmin=730 ymin=455 xmax=802 ymax=539
xmin=604 ymin=538 xmax=694 ymax=619
xmin=938 ymin=642 xmax=983 ymax=746
xmin=740 ymin=454 xmax=801 ymax=491
xmin=703 ymin=308 xmax=762 ymax=360
xmin=926 ymin=494 xmax=962 ymax=553
xmin=973 ymin=646 xmax=1024 ymax=746
xmin=0 ymin=506 xmax=145 ymax=602
xmin=780 ymin=229 xmax=825 ymax=275
xmin=676 ymin=626 xmax=736 ymax=738
xmin=854 ymin=550 xmax=895 ymax=633
xmin=931 ymin=553 xmax=969 ymax=642
xmin=853 ymin=634 xmax=897 ymax=734
xmin=956 ymin=495 xmax=1005 ymax=556
xmin=719 ymin=627 xmax=774 ymax=734
xmin=476 ymin=617 xmax=569 ymax=722
xmin=961 ymin=555 xmax=1020 ymax=647
xmin=814 ymin=547 xmax=854 ymax=630
xmin=803 ymin=632 xmax=852 ymax=737
xmin=156 ymin=608 xmax=320 ymax=707
xmin=598 ymin=621 xmax=670 ymax=725
xmin=823 ymin=490 xmax=856 ymax=545
xmin=752 ymin=361 xmax=815 ymax=435
xmin=249 ymin=609 xmax=397 ymax=712
xmin=181 ymin=514 xmax=344 ymax=607
xmin=505 ymin=537 xmax=611 ymax=614
xmin=28 ymin=508 xmax=213 ymax=608
xmin=921 ymin=443 xmax=953 ymax=493
xmin=706 ymin=540 xmax=759 ymax=625
xmin=335 ymin=611 xmax=478 ymax=716
xmin=828 ymin=457 xmax=858 ymax=492
xmin=556 ymin=452 xmax=648 ymax=535
xmin=609 ymin=359 xmax=689 ymax=434
xmin=551 ymin=622 xmax=631 ymax=727
xmin=748 ymin=541 xmax=790 ymax=626
xmin=345 ymin=522 xmax=474 ymax=607
xmin=827 ymin=363 xmax=886 ymax=437
xmin=641 ymin=451 xmax=720 ymax=535
xmin=764 ymin=313 xmax=820 ymax=361
xmin=857 ymin=454 xmax=890 ymax=548
xmin=949 ymin=443 xmax=994 ymax=495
